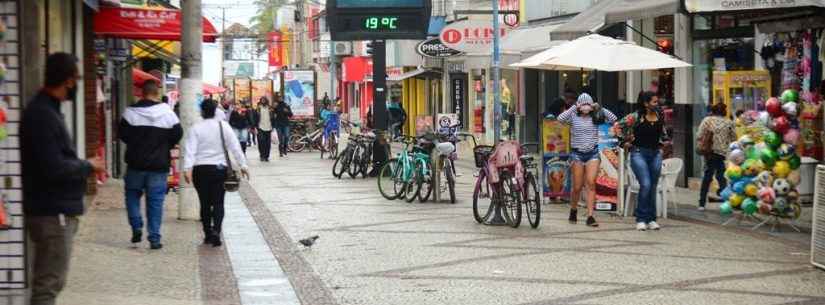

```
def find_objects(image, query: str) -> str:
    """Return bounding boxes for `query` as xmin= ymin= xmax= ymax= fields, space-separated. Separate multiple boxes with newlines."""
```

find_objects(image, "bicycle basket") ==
xmin=473 ymin=145 xmax=494 ymax=168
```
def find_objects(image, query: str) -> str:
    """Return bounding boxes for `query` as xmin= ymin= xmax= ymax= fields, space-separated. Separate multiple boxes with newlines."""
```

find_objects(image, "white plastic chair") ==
xmin=623 ymin=158 xmax=683 ymax=219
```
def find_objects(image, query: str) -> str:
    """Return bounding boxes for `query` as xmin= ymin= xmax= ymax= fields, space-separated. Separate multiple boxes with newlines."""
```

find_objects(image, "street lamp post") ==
xmin=178 ymin=0 xmax=204 ymax=220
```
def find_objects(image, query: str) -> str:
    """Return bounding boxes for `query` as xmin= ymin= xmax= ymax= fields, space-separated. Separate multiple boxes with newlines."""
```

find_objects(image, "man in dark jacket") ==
xmin=273 ymin=97 xmax=294 ymax=157
xmin=253 ymin=97 xmax=276 ymax=161
xmin=22 ymin=53 xmax=104 ymax=305
xmin=119 ymin=80 xmax=183 ymax=249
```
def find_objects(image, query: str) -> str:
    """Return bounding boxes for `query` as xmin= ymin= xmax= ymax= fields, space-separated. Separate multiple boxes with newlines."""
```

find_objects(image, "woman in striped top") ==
xmin=557 ymin=93 xmax=617 ymax=227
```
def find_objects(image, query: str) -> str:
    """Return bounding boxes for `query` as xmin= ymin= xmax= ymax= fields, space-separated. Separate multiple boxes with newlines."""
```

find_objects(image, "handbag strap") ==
xmin=218 ymin=121 xmax=234 ymax=172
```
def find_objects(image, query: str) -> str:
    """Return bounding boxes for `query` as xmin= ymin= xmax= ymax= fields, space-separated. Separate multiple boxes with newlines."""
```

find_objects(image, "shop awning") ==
xmin=604 ymin=0 xmax=680 ymax=24
xmin=132 ymin=40 xmax=180 ymax=64
xmin=551 ymin=0 xmax=620 ymax=41
xmin=387 ymin=68 xmax=441 ymax=82
xmin=132 ymin=68 xmax=159 ymax=86
xmin=685 ymin=0 xmax=825 ymax=13
xmin=501 ymin=23 xmax=565 ymax=55
xmin=93 ymin=7 xmax=218 ymax=42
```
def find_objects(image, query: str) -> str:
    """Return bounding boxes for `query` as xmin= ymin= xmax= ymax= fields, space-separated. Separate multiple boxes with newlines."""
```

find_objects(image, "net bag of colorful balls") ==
xmin=719 ymin=89 xmax=803 ymax=219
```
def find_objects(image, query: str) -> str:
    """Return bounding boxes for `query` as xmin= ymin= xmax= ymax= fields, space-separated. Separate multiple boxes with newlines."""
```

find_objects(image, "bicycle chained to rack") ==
xmin=377 ymin=135 xmax=434 ymax=203
xmin=331 ymin=120 xmax=374 ymax=179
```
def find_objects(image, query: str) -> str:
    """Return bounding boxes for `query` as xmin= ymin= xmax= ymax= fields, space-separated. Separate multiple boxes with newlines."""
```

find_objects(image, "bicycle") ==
xmin=321 ymin=113 xmax=341 ymax=160
xmin=289 ymin=120 xmax=324 ymax=153
xmin=519 ymin=143 xmax=542 ymax=229
xmin=377 ymin=136 xmax=417 ymax=200
xmin=348 ymin=132 xmax=375 ymax=179
xmin=332 ymin=134 xmax=361 ymax=179
xmin=409 ymin=135 xmax=435 ymax=203
xmin=432 ymin=125 xmax=462 ymax=204
xmin=471 ymin=140 xmax=523 ymax=228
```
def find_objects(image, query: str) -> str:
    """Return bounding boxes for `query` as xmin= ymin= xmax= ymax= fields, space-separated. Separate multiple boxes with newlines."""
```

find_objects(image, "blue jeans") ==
xmin=275 ymin=125 xmax=290 ymax=155
xmin=630 ymin=148 xmax=662 ymax=223
xmin=699 ymin=153 xmax=727 ymax=207
xmin=124 ymin=169 xmax=168 ymax=243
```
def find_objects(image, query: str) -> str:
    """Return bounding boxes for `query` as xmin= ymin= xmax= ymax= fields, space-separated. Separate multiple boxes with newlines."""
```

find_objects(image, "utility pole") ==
xmin=492 ymin=0 xmax=502 ymax=143
xmin=178 ymin=0 xmax=204 ymax=220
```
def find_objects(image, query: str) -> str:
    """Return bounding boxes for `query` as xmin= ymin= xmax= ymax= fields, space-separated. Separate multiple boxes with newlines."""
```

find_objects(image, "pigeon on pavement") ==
xmin=299 ymin=235 xmax=319 ymax=247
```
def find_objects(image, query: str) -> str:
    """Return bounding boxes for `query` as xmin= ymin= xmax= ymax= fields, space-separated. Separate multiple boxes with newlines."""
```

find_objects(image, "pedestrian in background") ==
xmin=273 ymin=97 xmax=294 ymax=157
xmin=22 ymin=53 xmax=105 ymax=305
xmin=247 ymin=100 xmax=258 ymax=148
xmin=119 ymin=79 xmax=183 ymax=249
xmin=183 ymin=99 xmax=249 ymax=247
xmin=254 ymin=97 xmax=276 ymax=162
xmin=545 ymin=88 xmax=577 ymax=117
xmin=697 ymin=103 xmax=736 ymax=211
xmin=229 ymin=102 xmax=253 ymax=154
xmin=614 ymin=91 xmax=670 ymax=231
xmin=556 ymin=93 xmax=617 ymax=227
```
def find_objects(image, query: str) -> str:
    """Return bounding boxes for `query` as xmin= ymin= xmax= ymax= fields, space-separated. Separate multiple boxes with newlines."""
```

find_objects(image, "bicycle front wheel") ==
xmin=404 ymin=164 xmax=421 ymax=203
xmin=418 ymin=161 xmax=433 ymax=203
xmin=377 ymin=158 xmax=404 ymax=200
xmin=524 ymin=173 xmax=541 ymax=229
xmin=472 ymin=171 xmax=493 ymax=224
xmin=332 ymin=148 xmax=349 ymax=178
xmin=289 ymin=140 xmax=306 ymax=152
xmin=444 ymin=161 xmax=456 ymax=204
xmin=347 ymin=148 xmax=361 ymax=179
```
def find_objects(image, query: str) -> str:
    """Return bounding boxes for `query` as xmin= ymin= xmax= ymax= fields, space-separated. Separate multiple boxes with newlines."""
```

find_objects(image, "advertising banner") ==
xmin=251 ymin=79 xmax=273 ymax=108
xmin=685 ymin=0 xmax=825 ymax=13
xmin=542 ymin=119 xmax=570 ymax=199
xmin=234 ymin=78 xmax=251 ymax=103
xmin=435 ymin=113 xmax=459 ymax=134
xmin=268 ymin=31 xmax=284 ymax=69
xmin=282 ymin=70 xmax=316 ymax=118
xmin=594 ymin=124 xmax=620 ymax=211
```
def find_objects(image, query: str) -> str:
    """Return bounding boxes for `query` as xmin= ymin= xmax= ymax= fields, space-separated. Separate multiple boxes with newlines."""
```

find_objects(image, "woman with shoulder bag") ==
xmin=614 ymin=91 xmax=670 ymax=231
xmin=697 ymin=103 xmax=736 ymax=211
xmin=183 ymin=99 xmax=250 ymax=247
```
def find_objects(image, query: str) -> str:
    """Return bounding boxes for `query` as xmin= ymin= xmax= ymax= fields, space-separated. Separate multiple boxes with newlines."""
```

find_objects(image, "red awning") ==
xmin=203 ymin=83 xmax=226 ymax=94
xmin=94 ymin=7 xmax=218 ymax=42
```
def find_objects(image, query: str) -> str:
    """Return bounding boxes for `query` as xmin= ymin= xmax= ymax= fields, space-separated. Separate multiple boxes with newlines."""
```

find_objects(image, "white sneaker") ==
xmin=697 ymin=206 xmax=706 ymax=212
xmin=647 ymin=221 xmax=661 ymax=230
xmin=636 ymin=222 xmax=647 ymax=231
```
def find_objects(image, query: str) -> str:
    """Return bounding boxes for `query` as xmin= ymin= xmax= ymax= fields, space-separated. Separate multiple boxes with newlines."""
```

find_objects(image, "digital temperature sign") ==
xmin=327 ymin=0 xmax=431 ymax=40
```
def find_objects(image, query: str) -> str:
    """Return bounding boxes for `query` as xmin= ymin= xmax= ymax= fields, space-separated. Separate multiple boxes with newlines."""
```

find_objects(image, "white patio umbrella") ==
xmin=510 ymin=34 xmax=691 ymax=71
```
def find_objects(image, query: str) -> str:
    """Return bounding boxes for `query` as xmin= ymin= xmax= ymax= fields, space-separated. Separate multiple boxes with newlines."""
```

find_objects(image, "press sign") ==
xmin=416 ymin=38 xmax=462 ymax=58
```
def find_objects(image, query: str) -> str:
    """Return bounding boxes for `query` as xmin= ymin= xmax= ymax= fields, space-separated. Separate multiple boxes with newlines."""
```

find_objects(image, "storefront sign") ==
xmin=251 ymin=79 xmax=273 ymax=108
xmin=282 ymin=70 xmax=316 ymax=118
xmin=685 ymin=0 xmax=825 ymax=12
xmin=439 ymin=20 xmax=513 ymax=54
xmin=595 ymin=124 xmax=620 ymax=210
xmin=268 ymin=31 xmax=285 ymax=69
xmin=450 ymin=74 xmax=466 ymax=127
xmin=542 ymin=119 xmax=570 ymax=198
xmin=416 ymin=38 xmax=462 ymax=58
xmin=107 ymin=38 xmax=130 ymax=62
xmin=93 ymin=7 xmax=218 ymax=42
xmin=234 ymin=78 xmax=251 ymax=103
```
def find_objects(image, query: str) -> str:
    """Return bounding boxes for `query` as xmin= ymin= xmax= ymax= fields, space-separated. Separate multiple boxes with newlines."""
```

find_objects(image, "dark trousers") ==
xmin=274 ymin=125 xmax=290 ymax=156
xmin=257 ymin=129 xmax=272 ymax=160
xmin=193 ymin=165 xmax=227 ymax=236
xmin=699 ymin=153 xmax=727 ymax=207
xmin=28 ymin=215 xmax=79 ymax=305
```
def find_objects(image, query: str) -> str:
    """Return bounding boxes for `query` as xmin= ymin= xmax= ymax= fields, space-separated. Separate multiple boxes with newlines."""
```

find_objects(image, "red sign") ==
xmin=499 ymin=0 xmax=520 ymax=26
xmin=342 ymin=56 xmax=372 ymax=83
xmin=93 ymin=7 xmax=218 ymax=42
xmin=439 ymin=20 xmax=512 ymax=53
xmin=268 ymin=31 xmax=284 ymax=68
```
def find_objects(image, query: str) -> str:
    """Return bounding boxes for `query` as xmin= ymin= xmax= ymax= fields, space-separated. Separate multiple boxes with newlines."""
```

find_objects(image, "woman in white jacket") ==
xmin=183 ymin=99 xmax=249 ymax=247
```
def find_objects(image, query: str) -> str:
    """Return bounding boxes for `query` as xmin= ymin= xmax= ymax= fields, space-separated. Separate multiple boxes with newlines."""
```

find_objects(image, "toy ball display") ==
xmin=758 ymin=187 xmax=775 ymax=203
xmin=720 ymin=202 xmax=733 ymax=215
xmin=757 ymin=111 xmax=771 ymax=125
xmin=755 ymin=171 xmax=774 ymax=188
xmin=777 ymin=144 xmax=795 ymax=160
xmin=742 ymin=159 xmax=763 ymax=177
xmin=788 ymin=155 xmax=801 ymax=170
xmin=787 ymin=190 xmax=800 ymax=202
xmin=729 ymin=142 xmax=742 ymax=152
xmin=774 ymin=197 xmax=788 ymax=211
xmin=770 ymin=116 xmax=791 ymax=135
xmin=787 ymin=170 xmax=801 ymax=185
xmin=745 ymin=148 xmax=762 ymax=162
xmin=760 ymin=148 xmax=779 ymax=167
xmin=766 ymin=98 xmax=783 ymax=117
xmin=738 ymin=135 xmax=755 ymax=148
xmin=730 ymin=194 xmax=745 ymax=208
xmin=727 ymin=149 xmax=746 ymax=165
xmin=780 ymin=89 xmax=799 ymax=103
xmin=744 ymin=183 xmax=759 ymax=197
xmin=742 ymin=198 xmax=758 ymax=215
xmin=773 ymin=161 xmax=791 ymax=178
xmin=720 ymin=187 xmax=733 ymax=201
xmin=782 ymin=102 xmax=799 ymax=117
xmin=725 ymin=165 xmax=743 ymax=181
xmin=758 ymin=202 xmax=773 ymax=215
xmin=773 ymin=178 xmax=791 ymax=196
xmin=783 ymin=129 xmax=800 ymax=145
xmin=763 ymin=130 xmax=782 ymax=148
xmin=733 ymin=180 xmax=747 ymax=194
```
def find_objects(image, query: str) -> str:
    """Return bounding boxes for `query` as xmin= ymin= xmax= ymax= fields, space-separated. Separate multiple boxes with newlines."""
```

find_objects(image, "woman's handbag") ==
xmin=219 ymin=121 xmax=241 ymax=192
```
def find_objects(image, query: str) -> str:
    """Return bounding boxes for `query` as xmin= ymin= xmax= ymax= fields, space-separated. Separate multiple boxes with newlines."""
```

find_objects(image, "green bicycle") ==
xmin=377 ymin=136 xmax=434 ymax=203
